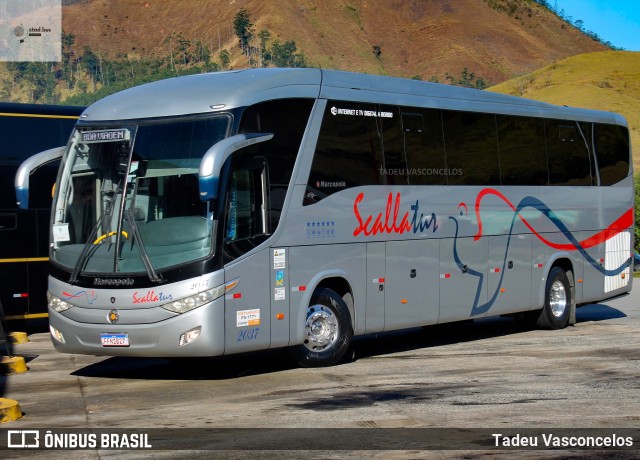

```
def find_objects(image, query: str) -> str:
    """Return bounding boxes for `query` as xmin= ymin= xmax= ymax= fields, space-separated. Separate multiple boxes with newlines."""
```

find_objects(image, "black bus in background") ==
xmin=0 ymin=103 xmax=83 ymax=321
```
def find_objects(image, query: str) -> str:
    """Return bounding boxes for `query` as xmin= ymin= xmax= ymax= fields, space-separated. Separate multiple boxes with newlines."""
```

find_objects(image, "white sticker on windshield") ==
xmin=52 ymin=223 xmax=70 ymax=242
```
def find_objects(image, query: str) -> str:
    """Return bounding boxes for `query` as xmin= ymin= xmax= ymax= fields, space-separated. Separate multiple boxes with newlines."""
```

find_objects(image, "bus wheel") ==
xmin=291 ymin=288 xmax=353 ymax=367
xmin=537 ymin=267 xmax=571 ymax=330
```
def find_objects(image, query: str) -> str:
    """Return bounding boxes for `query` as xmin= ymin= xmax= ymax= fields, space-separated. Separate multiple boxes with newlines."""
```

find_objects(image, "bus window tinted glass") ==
xmin=497 ymin=115 xmax=547 ymax=185
xmin=379 ymin=105 xmax=407 ymax=185
xmin=29 ymin=164 xmax=60 ymax=208
xmin=239 ymin=99 xmax=313 ymax=187
xmin=0 ymin=116 xmax=75 ymax=164
xmin=546 ymin=120 xmax=592 ymax=185
xmin=306 ymin=102 xmax=383 ymax=204
xmin=443 ymin=111 xmax=500 ymax=185
xmin=0 ymin=115 xmax=76 ymax=209
xmin=239 ymin=99 xmax=314 ymax=226
xmin=401 ymin=109 xmax=447 ymax=185
xmin=594 ymin=123 xmax=630 ymax=185
xmin=134 ymin=117 xmax=228 ymax=162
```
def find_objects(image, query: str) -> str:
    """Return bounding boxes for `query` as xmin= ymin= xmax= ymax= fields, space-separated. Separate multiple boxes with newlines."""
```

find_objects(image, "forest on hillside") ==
xmin=2 ymin=8 xmax=307 ymax=105
xmin=0 ymin=1 xmax=616 ymax=105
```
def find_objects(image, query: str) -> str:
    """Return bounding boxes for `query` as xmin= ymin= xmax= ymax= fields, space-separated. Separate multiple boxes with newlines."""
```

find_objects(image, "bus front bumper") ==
xmin=47 ymin=297 xmax=225 ymax=357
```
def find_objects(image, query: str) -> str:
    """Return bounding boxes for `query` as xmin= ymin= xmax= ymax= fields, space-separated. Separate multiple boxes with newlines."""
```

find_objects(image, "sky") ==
xmin=553 ymin=0 xmax=640 ymax=51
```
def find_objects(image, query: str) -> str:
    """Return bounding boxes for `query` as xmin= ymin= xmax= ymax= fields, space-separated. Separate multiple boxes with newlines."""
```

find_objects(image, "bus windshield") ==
xmin=51 ymin=115 xmax=230 ymax=278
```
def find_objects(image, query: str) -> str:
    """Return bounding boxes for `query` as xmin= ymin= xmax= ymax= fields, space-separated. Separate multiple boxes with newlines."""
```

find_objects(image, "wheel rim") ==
xmin=549 ymin=280 xmax=567 ymax=317
xmin=303 ymin=304 xmax=338 ymax=352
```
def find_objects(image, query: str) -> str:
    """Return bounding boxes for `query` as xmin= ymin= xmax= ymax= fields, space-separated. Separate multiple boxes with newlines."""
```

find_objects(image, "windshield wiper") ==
xmin=68 ymin=190 xmax=115 ymax=284
xmin=124 ymin=208 xmax=163 ymax=283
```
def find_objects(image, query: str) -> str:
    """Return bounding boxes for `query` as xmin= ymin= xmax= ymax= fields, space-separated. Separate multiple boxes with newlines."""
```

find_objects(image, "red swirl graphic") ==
xmin=473 ymin=188 xmax=633 ymax=250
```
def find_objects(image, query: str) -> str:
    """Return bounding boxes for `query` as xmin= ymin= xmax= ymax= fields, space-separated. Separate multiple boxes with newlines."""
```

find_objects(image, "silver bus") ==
xmin=16 ymin=69 xmax=633 ymax=367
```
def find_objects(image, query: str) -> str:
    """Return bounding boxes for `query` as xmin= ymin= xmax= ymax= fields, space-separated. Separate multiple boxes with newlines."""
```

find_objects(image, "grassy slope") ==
xmin=488 ymin=51 xmax=640 ymax=169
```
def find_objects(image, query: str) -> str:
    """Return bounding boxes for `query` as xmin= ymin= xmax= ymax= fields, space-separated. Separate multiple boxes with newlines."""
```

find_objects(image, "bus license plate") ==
xmin=100 ymin=333 xmax=130 ymax=347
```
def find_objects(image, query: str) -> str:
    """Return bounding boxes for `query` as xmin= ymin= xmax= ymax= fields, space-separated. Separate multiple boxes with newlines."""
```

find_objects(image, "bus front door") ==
xmin=222 ymin=158 xmax=272 ymax=354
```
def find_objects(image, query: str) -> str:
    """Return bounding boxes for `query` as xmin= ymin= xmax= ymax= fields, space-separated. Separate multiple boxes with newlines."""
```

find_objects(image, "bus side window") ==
xmin=442 ymin=110 xmax=500 ymax=185
xmin=594 ymin=123 xmax=630 ymax=185
xmin=400 ymin=109 xmax=447 ymax=185
xmin=547 ymin=120 xmax=592 ymax=185
xmin=496 ymin=115 xmax=548 ymax=185
xmin=379 ymin=105 xmax=407 ymax=185
xmin=306 ymin=101 xmax=383 ymax=204
xmin=238 ymin=99 xmax=313 ymax=226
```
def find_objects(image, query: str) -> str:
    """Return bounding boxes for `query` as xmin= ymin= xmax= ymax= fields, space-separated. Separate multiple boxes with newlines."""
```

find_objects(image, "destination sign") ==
xmin=80 ymin=129 xmax=130 ymax=143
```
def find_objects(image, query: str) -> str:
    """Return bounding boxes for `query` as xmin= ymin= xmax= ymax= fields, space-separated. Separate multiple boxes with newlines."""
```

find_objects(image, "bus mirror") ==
xmin=198 ymin=132 xmax=273 ymax=201
xmin=15 ymin=146 xmax=65 ymax=209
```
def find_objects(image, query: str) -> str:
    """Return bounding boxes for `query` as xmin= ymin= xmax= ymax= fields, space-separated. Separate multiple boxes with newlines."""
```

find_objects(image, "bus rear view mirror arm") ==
xmin=198 ymin=132 xmax=273 ymax=201
xmin=15 ymin=146 xmax=65 ymax=210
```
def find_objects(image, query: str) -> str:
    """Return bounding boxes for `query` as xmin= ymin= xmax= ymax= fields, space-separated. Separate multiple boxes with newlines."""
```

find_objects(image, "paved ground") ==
xmin=1 ymin=288 xmax=640 ymax=459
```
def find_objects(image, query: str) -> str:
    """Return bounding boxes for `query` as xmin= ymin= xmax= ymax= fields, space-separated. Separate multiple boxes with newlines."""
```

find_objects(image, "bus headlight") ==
xmin=47 ymin=291 xmax=73 ymax=313
xmin=161 ymin=279 xmax=238 ymax=314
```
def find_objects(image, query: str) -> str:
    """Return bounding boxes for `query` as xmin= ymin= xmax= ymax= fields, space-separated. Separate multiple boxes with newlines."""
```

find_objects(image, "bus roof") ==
xmin=80 ymin=68 xmax=626 ymax=126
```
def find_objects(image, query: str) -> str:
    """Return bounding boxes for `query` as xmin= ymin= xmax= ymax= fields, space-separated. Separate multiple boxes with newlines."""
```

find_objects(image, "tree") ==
xmin=233 ymin=8 xmax=254 ymax=55
xmin=258 ymin=29 xmax=271 ymax=66
xmin=271 ymin=40 xmax=306 ymax=68
xmin=194 ymin=40 xmax=211 ymax=64
xmin=15 ymin=62 xmax=59 ymax=103
xmin=219 ymin=49 xmax=230 ymax=70
xmin=82 ymin=46 xmax=100 ymax=86
xmin=173 ymin=32 xmax=192 ymax=65
xmin=61 ymin=31 xmax=76 ymax=86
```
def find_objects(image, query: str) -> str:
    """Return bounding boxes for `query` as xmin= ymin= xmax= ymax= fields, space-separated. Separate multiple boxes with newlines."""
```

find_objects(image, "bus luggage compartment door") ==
xmin=439 ymin=237 xmax=488 ymax=322
xmin=365 ymin=242 xmax=385 ymax=333
xmin=384 ymin=239 xmax=439 ymax=330
xmin=487 ymin=234 xmax=532 ymax=315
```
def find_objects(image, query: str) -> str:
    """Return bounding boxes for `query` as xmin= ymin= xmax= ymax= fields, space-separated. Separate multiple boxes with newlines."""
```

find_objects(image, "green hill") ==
xmin=488 ymin=51 xmax=640 ymax=169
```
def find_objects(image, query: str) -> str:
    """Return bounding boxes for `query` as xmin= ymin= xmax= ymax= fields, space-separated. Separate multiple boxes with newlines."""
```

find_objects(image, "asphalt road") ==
xmin=2 ymin=287 xmax=640 ymax=459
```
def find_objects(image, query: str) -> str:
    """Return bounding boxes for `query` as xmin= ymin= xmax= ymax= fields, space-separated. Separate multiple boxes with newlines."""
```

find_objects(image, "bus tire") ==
xmin=536 ymin=267 xmax=572 ymax=330
xmin=291 ymin=288 xmax=353 ymax=367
